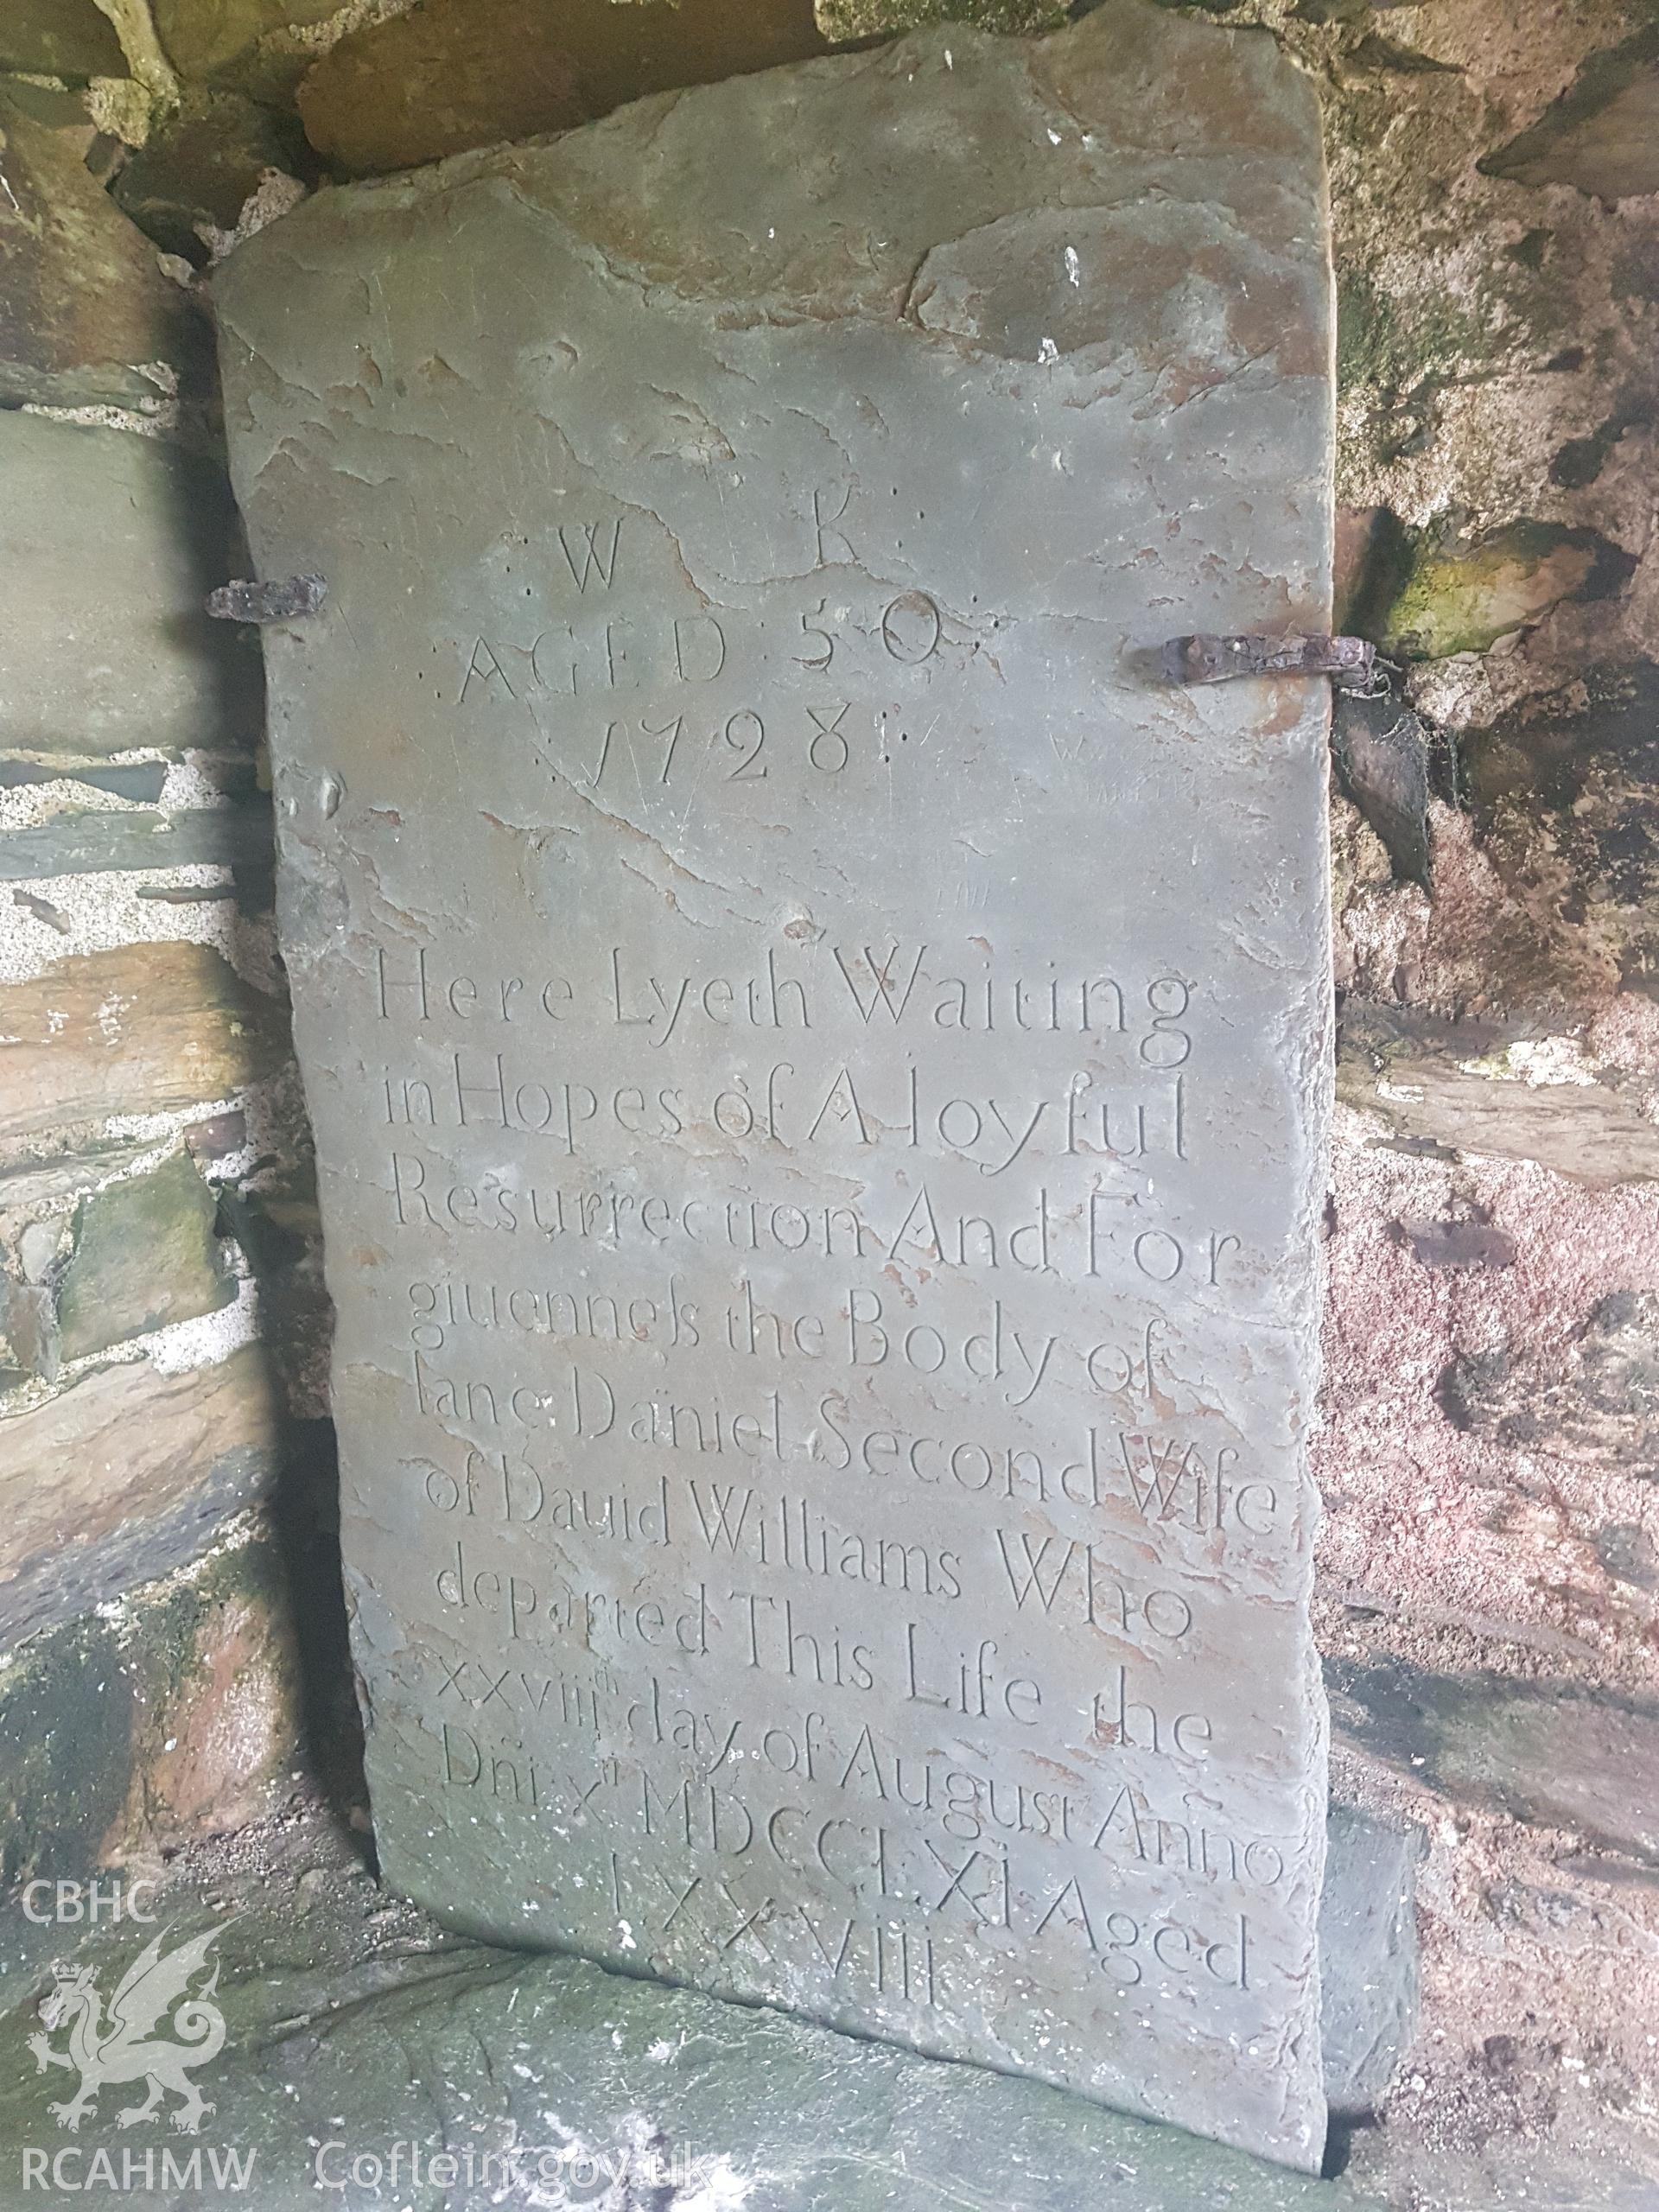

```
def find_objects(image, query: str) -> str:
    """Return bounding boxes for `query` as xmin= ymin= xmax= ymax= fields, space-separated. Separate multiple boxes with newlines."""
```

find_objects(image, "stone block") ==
xmin=0 ymin=413 xmax=262 ymax=758
xmin=108 ymin=1551 xmax=305 ymax=1853
xmin=1328 ymin=1652 xmax=1659 ymax=1866
xmin=1378 ymin=520 xmax=1633 ymax=660
xmin=1337 ymin=1004 xmax=1659 ymax=1184
xmin=0 ymin=944 xmax=288 ymax=1158
xmin=112 ymin=92 xmax=305 ymax=260
xmin=0 ymin=95 xmax=206 ymax=412
xmin=0 ymin=1517 xmax=305 ymax=1923
xmin=0 ymin=1830 xmax=1394 ymax=2209
xmin=0 ymin=0 xmax=127 ymax=80
xmin=0 ymin=1268 xmax=54 ymax=1385
xmin=1319 ymin=1804 xmax=1423 ymax=2120
xmin=296 ymin=0 xmax=830 ymax=176
xmin=0 ymin=1346 xmax=281 ymax=1649
xmin=54 ymin=1150 xmax=234 ymax=1363
xmin=0 ymin=800 xmax=276 ymax=881
xmin=1331 ymin=686 xmax=1429 ymax=888
xmin=0 ymin=760 xmax=168 ymax=804
xmin=0 ymin=1605 xmax=134 ymax=1945
xmin=1481 ymin=24 xmax=1659 ymax=203
xmin=153 ymin=0 xmax=343 ymax=94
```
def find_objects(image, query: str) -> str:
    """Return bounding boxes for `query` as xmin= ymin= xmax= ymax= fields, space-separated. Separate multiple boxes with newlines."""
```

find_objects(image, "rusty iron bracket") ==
xmin=206 ymin=575 xmax=327 ymax=623
xmin=1162 ymin=632 xmax=1376 ymax=688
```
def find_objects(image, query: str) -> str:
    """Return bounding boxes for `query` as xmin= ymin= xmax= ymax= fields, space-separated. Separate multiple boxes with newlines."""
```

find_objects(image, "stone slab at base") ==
xmin=0 ymin=1817 xmax=1384 ymax=2212
xmin=10 ymin=1810 xmax=1654 ymax=2210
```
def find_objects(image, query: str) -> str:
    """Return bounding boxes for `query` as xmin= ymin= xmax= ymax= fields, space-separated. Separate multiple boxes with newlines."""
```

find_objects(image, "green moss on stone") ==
xmin=0 ymin=1613 xmax=133 ymax=1900
xmin=55 ymin=1149 xmax=233 ymax=1363
xmin=1337 ymin=264 xmax=1516 ymax=398
xmin=0 ymin=1516 xmax=314 ymax=1948
xmin=1381 ymin=519 xmax=1636 ymax=659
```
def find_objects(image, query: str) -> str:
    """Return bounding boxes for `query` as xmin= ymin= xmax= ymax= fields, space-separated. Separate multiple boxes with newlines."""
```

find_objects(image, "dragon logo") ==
xmin=27 ymin=1924 xmax=228 ymax=2135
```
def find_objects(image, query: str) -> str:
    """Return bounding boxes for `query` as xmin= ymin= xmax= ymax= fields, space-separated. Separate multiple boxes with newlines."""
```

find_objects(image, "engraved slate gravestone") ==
xmin=217 ymin=5 xmax=1335 ymax=2171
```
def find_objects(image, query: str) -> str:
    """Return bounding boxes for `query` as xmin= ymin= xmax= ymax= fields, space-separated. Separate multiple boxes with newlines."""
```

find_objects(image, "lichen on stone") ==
xmin=816 ymin=0 xmax=1064 ymax=35
xmin=1382 ymin=519 xmax=1637 ymax=661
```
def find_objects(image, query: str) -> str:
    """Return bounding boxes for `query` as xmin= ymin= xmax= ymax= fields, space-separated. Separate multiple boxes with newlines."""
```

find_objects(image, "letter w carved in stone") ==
xmin=832 ymin=944 xmax=926 ymax=1024
xmin=1119 ymin=1433 xmax=1202 ymax=1524
xmin=687 ymin=1481 xmax=753 ymax=1554
xmin=995 ymin=1530 xmax=1077 ymax=1612
xmin=558 ymin=519 xmax=622 ymax=591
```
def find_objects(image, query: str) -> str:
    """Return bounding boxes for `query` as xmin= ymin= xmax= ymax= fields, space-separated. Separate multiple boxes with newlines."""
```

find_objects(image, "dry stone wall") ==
xmin=0 ymin=29 xmax=339 ymax=1904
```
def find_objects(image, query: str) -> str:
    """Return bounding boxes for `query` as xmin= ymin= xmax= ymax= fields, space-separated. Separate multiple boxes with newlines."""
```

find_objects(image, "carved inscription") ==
xmin=218 ymin=6 xmax=1334 ymax=2173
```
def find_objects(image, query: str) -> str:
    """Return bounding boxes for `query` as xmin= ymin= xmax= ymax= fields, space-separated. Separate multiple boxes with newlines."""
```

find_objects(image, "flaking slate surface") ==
xmin=217 ymin=4 xmax=1335 ymax=2170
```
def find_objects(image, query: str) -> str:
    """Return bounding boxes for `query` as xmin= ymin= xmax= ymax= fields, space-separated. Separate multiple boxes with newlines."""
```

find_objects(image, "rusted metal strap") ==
xmin=1162 ymin=632 xmax=1375 ymax=686
xmin=206 ymin=575 xmax=327 ymax=622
